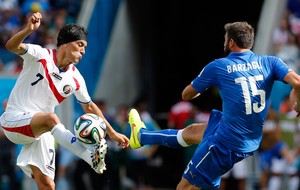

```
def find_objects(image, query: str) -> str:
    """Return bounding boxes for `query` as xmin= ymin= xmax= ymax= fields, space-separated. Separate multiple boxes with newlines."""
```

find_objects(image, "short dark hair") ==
xmin=224 ymin=22 xmax=254 ymax=49
xmin=57 ymin=23 xmax=88 ymax=47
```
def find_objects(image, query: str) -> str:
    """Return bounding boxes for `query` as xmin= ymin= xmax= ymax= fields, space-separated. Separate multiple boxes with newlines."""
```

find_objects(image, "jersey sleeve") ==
xmin=191 ymin=61 xmax=219 ymax=93
xmin=270 ymin=56 xmax=291 ymax=81
xmin=73 ymin=67 xmax=91 ymax=104
xmin=19 ymin=44 xmax=46 ymax=67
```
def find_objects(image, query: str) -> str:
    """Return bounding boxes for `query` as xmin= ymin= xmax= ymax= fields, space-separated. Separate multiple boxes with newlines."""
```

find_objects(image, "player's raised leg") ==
xmin=50 ymin=123 xmax=107 ymax=174
xmin=29 ymin=112 xmax=108 ymax=174
xmin=128 ymin=108 xmax=205 ymax=149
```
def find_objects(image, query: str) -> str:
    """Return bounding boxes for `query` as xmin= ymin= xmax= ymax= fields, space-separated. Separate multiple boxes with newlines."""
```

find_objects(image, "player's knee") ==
xmin=46 ymin=113 xmax=61 ymax=127
xmin=183 ymin=124 xmax=204 ymax=144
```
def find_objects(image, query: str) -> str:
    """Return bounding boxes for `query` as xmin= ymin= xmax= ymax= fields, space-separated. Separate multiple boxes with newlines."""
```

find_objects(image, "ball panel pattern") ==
xmin=74 ymin=113 xmax=106 ymax=146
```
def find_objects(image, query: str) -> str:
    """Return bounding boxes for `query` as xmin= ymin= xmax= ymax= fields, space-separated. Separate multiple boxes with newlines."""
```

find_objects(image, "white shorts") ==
xmin=0 ymin=111 xmax=56 ymax=179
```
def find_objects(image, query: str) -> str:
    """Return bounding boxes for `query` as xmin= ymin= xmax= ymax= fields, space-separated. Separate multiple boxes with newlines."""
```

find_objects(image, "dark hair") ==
xmin=224 ymin=22 xmax=254 ymax=49
xmin=57 ymin=23 xmax=88 ymax=47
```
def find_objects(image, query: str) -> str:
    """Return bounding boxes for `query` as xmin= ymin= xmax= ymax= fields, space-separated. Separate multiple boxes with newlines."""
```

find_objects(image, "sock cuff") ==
xmin=177 ymin=129 xmax=189 ymax=147
xmin=51 ymin=123 xmax=65 ymax=134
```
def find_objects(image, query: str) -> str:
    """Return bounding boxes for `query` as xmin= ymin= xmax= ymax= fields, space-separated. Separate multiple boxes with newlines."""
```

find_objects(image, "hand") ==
xmin=108 ymin=132 xmax=129 ymax=149
xmin=27 ymin=12 xmax=42 ymax=31
xmin=293 ymin=103 xmax=300 ymax=117
xmin=289 ymin=89 xmax=300 ymax=117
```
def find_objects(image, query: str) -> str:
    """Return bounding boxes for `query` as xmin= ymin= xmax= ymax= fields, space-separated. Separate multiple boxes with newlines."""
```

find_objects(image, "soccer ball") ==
xmin=74 ymin=113 xmax=107 ymax=146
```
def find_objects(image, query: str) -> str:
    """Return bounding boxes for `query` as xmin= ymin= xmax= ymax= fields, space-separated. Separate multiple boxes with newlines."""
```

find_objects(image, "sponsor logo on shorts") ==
xmin=46 ymin=165 xmax=55 ymax=172
xmin=189 ymin=171 xmax=195 ymax=179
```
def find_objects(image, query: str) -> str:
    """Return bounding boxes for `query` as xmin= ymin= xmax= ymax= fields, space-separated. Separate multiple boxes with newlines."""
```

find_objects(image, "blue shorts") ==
xmin=183 ymin=109 xmax=253 ymax=189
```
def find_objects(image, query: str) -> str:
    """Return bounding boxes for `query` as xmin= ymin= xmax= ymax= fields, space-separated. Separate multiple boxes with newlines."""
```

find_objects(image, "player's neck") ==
xmin=231 ymin=47 xmax=250 ymax=53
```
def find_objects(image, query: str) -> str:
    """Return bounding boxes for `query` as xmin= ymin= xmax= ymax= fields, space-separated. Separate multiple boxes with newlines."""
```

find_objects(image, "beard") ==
xmin=224 ymin=45 xmax=231 ymax=56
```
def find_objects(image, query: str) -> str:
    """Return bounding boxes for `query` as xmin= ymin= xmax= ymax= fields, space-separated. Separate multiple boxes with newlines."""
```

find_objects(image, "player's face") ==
xmin=224 ymin=33 xmax=231 ymax=56
xmin=65 ymin=40 xmax=87 ymax=65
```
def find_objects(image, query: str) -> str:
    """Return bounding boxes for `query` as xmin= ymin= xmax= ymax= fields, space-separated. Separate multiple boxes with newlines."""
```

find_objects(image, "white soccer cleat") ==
xmin=91 ymin=138 xmax=108 ymax=174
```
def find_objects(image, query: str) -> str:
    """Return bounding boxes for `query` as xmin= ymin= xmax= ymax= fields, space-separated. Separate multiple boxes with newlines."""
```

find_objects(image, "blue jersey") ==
xmin=192 ymin=50 xmax=291 ymax=152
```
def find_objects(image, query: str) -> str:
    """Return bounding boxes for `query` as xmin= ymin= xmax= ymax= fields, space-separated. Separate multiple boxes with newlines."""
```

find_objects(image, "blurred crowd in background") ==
xmin=0 ymin=0 xmax=80 ymax=76
xmin=2 ymin=0 xmax=300 ymax=190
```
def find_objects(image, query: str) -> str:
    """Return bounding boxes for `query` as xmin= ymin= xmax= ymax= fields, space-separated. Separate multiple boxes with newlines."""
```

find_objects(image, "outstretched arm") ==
xmin=6 ymin=12 xmax=42 ymax=54
xmin=182 ymin=83 xmax=200 ymax=100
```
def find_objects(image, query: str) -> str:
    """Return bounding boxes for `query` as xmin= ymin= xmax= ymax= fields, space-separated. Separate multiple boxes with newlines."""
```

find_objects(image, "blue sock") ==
xmin=139 ymin=128 xmax=182 ymax=148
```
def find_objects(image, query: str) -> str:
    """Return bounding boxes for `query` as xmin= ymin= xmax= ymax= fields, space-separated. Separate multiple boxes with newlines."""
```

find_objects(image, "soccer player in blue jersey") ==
xmin=128 ymin=21 xmax=300 ymax=190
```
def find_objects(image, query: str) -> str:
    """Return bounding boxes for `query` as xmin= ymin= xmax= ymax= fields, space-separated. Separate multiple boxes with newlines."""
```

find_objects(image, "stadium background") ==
xmin=1 ymin=0 xmax=284 ymax=121
xmin=77 ymin=0 xmax=266 ymax=117
xmin=0 ymin=0 xmax=288 ymax=189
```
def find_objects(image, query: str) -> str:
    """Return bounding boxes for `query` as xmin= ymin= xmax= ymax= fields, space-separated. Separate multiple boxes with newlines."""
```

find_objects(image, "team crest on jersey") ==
xmin=63 ymin=85 xmax=73 ymax=94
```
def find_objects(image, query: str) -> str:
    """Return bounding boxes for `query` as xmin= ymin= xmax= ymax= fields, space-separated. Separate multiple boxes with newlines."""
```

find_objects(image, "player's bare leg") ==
xmin=30 ymin=112 xmax=107 ymax=173
xmin=177 ymin=177 xmax=201 ymax=190
xmin=30 ymin=165 xmax=55 ymax=190
xmin=182 ymin=123 xmax=207 ymax=145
